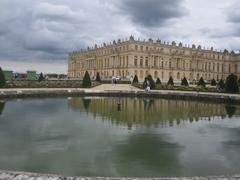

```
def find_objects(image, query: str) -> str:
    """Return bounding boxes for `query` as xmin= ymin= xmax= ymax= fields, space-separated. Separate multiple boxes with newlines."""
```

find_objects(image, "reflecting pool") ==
xmin=0 ymin=97 xmax=240 ymax=177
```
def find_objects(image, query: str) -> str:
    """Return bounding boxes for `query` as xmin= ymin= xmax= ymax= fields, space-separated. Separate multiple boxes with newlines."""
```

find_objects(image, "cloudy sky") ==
xmin=0 ymin=0 xmax=240 ymax=73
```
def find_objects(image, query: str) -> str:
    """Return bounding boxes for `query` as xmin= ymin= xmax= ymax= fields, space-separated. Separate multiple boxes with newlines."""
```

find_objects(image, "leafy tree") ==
xmin=218 ymin=79 xmax=225 ymax=90
xmin=197 ymin=77 xmax=206 ymax=88
xmin=156 ymin=78 xmax=161 ymax=85
xmin=167 ymin=76 xmax=174 ymax=86
xmin=82 ymin=71 xmax=92 ymax=88
xmin=181 ymin=77 xmax=189 ymax=86
xmin=211 ymin=79 xmax=217 ymax=86
xmin=0 ymin=67 xmax=6 ymax=88
xmin=225 ymin=74 xmax=239 ymax=93
xmin=96 ymin=72 xmax=101 ymax=82
xmin=133 ymin=75 xmax=139 ymax=84
xmin=147 ymin=75 xmax=156 ymax=89
xmin=38 ymin=72 xmax=45 ymax=82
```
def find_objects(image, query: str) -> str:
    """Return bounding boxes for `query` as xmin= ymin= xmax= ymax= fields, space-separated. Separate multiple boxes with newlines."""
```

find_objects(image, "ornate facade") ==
xmin=68 ymin=36 xmax=240 ymax=82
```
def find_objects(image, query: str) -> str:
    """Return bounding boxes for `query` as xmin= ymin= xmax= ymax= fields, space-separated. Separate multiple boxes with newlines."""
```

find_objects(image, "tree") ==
xmin=211 ymin=79 xmax=217 ymax=86
xmin=96 ymin=72 xmax=101 ymax=82
xmin=38 ymin=72 xmax=45 ymax=82
xmin=167 ymin=76 xmax=174 ymax=86
xmin=133 ymin=75 xmax=139 ymax=84
xmin=181 ymin=77 xmax=189 ymax=86
xmin=225 ymin=74 xmax=239 ymax=93
xmin=82 ymin=71 xmax=92 ymax=88
xmin=197 ymin=77 xmax=206 ymax=88
xmin=0 ymin=67 xmax=6 ymax=88
xmin=147 ymin=74 xmax=156 ymax=89
xmin=218 ymin=79 xmax=225 ymax=90
xmin=156 ymin=78 xmax=161 ymax=85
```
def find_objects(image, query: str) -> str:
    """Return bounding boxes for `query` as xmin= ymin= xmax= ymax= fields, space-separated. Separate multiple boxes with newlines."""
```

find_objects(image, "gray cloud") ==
xmin=119 ymin=0 xmax=187 ymax=27
xmin=227 ymin=2 xmax=240 ymax=24
xmin=0 ymin=0 xmax=239 ymax=73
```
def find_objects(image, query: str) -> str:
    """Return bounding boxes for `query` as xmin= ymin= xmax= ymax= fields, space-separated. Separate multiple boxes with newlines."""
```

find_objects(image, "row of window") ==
xmin=133 ymin=56 xmax=238 ymax=73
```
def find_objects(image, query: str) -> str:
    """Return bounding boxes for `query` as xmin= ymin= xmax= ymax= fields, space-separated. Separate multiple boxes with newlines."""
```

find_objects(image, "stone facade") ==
xmin=68 ymin=36 xmax=240 ymax=82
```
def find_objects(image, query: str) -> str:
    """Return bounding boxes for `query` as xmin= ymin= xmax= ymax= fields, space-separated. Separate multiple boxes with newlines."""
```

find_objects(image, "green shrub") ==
xmin=197 ymin=77 xmax=206 ymax=88
xmin=167 ymin=76 xmax=174 ymax=86
xmin=156 ymin=78 xmax=161 ymax=85
xmin=38 ymin=73 xmax=45 ymax=82
xmin=211 ymin=79 xmax=217 ymax=86
xmin=96 ymin=72 xmax=101 ymax=82
xmin=238 ymin=78 xmax=240 ymax=86
xmin=0 ymin=67 xmax=6 ymax=88
xmin=133 ymin=75 xmax=139 ymax=84
xmin=218 ymin=79 xmax=225 ymax=90
xmin=225 ymin=74 xmax=239 ymax=93
xmin=82 ymin=71 xmax=92 ymax=88
xmin=181 ymin=77 xmax=189 ymax=86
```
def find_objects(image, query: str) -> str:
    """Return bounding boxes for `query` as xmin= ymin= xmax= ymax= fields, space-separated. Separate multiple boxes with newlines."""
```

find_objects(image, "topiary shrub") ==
xmin=225 ymin=74 xmax=239 ymax=93
xmin=38 ymin=72 xmax=45 ymax=82
xmin=197 ymin=77 xmax=206 ymax=88
xmin=96 ymin=72 xmax=101 ymax=82
xmin=82 ymin=71 xmax=92 ymax=88
xmin=217 ymin=79 xmax=225 ymax=90
xmin=156 ymin=78 xmax=161 ymax=85
xmin=167 ymin=76 xmax=174 ymax=86
xmin=238 ymin=78 xmax=240 ymax=86
xmin=211 ymin=79 xmax=217 ymax=86
xmin=147 ymin=74 xmax=156 ymax=89
xmin=133 ymin=75 xmax=139 ymax=84
xmin=181 ymin=77 xmax=189 ymax=86
xmin=0 ymin=67 xmax=6 ymax=88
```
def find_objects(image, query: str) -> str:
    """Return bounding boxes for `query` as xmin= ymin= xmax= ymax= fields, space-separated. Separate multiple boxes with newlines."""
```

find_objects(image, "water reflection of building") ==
xmin=68 ymin=98 xmax=240 ymax=128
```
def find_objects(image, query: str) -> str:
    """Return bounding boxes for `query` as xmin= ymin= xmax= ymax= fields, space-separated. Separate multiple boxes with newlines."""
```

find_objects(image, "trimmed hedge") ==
xmin=82 ymin=71 xmax=92 ymax=88
xmin=5 ymin=80 xmax=99 ymax=88
xmin=225 ymin=74 xmax=239 ymax=93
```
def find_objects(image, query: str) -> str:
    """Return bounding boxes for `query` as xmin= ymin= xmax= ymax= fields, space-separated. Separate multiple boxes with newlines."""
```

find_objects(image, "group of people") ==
xmin=144 ymin=80 xmax=151 ymax=93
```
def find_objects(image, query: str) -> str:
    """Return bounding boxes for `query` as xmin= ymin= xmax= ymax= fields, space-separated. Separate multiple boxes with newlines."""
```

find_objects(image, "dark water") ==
xmin=0 ymin=97 xmax=240 ymax=177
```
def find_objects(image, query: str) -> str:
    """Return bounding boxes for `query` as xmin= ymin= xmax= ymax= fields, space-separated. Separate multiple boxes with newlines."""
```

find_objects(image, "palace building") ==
xmin=68 ymin=36 xmax=240 ymax=82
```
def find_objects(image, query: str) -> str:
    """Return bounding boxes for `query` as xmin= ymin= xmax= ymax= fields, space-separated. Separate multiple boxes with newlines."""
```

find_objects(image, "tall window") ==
xmin=177 ymin=72 xmax=180 ymax=80
xmin=135 ymin=45 xmax=138 ymax=51
xmin=154 ymin=71 xmax=158 ymax=79
xmin=140 ymin=57 xmax=143 ymax=67
xmin=134 ymin=56 xmax=138 ymax=66
xmin=135 ymin=70 xmax=138 ymax=76
xmin=140 ymin=70 xmax=143 ymax=78
xmin=145 ymin=57 xmax=148 ymax=67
